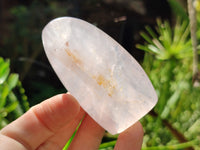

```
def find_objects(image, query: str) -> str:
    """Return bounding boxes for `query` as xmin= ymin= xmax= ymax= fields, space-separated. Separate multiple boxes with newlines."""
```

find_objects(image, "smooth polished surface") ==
xmin=42 ymin=17 xmax=157 ymax=134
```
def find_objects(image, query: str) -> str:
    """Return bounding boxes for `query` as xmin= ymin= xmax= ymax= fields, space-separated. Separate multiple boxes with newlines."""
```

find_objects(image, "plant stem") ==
xmin=142 ymin=139 xmax=199 ymax=150
xmin=187 ymin=0 xmax=199 ymax=86
xmin=149 ymin=110 xmax=194 ymax=150
xmin=99 ymin=140 xmax=116 ymax=149
xmin=150 ymin=110 xmax=187 ymax=143
xmin=99 ymin=137 xmax=199 ymax=150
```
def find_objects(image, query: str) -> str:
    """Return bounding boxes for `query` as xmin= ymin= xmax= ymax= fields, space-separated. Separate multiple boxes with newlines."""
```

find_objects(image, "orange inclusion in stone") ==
xmin=93 ymin=74 xmax=116 ymax=97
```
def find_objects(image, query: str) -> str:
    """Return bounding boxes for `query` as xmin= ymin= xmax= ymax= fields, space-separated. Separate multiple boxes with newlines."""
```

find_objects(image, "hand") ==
xmin=0 ymin=93 xmax=143 ymax=150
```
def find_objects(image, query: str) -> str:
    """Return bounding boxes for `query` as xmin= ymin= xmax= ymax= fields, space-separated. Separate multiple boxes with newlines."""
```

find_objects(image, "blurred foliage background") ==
xmin=0 ymin=0 xmax=200 ymax=149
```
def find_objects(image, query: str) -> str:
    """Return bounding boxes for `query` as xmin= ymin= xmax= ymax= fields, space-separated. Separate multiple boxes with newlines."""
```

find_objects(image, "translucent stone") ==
xmin=42 ymin=17 xmax=157 ymax=134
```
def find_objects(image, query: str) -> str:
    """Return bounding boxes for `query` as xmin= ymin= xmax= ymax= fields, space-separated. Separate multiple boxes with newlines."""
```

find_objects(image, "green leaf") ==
xmin=99 ymin=140 xmax=116 ymax=149
xmin=8 ymin=92 xmax=23 ymax=117
xmin=0 ymin=57 xmax=4 ymax=65
xmin=136 ymin=44 xmax=151 ymax=52
xmin=63 ymin=118 xmax=83 ymax=150
xmin=0 ymin=84 xmax=9 ymax=108
xmin=145 ymin=26 xmax=157 ymax=39
xmin=5 ymin=101 xmax=18 ymax=113
xmin=0 ymin=108 xmax=7 ymax=117
xmin=179 ymin=23 xmax=190 ymax=43
xmin=7 ymin=74 xmax=19 ymax=90
xmin=0 ymin=60 xmax=10 ymax=84
xmin=0 ymin=117 xmax=9 ymax=129
xmin=147 ymin=45 xmax=161 ymax=54
xmin=140 ymin=32 xmax=154 ymax=44
xmin=152 ymin=39 xmax=165 ymax=51
xmin=161 ymin=21 xmax=172 ymax=48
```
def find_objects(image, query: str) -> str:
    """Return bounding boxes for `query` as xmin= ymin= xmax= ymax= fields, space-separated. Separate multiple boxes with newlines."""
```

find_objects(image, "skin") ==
xmin=0 ymin=93 xmax=143 ymax=150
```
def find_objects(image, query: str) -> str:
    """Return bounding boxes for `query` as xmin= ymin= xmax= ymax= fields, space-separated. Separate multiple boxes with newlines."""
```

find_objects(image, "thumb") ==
xmin=0 ymin=93 xmax=80 ymax=150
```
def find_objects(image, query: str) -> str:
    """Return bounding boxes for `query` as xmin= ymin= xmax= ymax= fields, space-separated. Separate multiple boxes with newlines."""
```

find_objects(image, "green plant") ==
xmin=137 ymin=19 xmax=192 ymax=115
xmin=137 ymin=19 xmax=192 ymax=60
xmin=136 ymin=19 xmax=200 ymax=149
xmin=0 ymin=57 xmax=29 ymax=129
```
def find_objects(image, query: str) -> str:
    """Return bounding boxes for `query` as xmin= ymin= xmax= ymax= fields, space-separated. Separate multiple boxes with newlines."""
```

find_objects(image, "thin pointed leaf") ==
xmin=172 ymin=19 xmax=188 ymax=47
xmin=179 ymin=24 xmax=190 ymax=43
xmin=173 ymin=20 xmax=181 ymax=44
xmin=161 ymin=21 xmax=172 ymax=48
xmin=140 ymin=32 xmax=153 ymax=44
xmin=148 ymin=45 xmax=161 ymax=54
xmin=156 ymin=19 xmax=165 ymax=38
xmin=145 ymin=26 xmax=157 ymax=39
xmin=136 ymin=44 xmax=151 ymax=52
xmin=152 ymin=39 xmax=165 ymax=51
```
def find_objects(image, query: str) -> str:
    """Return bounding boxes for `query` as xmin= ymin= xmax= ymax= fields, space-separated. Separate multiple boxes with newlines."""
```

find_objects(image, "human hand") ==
xmin=0 ymin=93 xmax=143 ymax=150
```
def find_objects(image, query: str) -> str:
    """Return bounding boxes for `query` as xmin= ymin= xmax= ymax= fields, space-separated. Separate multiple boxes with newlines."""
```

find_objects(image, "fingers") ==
xmin=0 ymin=134 xmax=27 ymax=150
xmin=0 ymin=93 xmax=144 ymax=150
xmin=0 ymin=94 xmax=80 ymax=150
xmin=68 ymin=114 xmax=105 ymax=150
xmin=114 ymin=122 xmax=143 ymax=150
xmin=37 ymin=108 xmax=85 ymax=149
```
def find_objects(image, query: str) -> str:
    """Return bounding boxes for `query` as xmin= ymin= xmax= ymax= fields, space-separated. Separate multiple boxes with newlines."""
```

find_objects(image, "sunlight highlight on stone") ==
xmin=42 ymin=17 xmax=158 ymax=134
